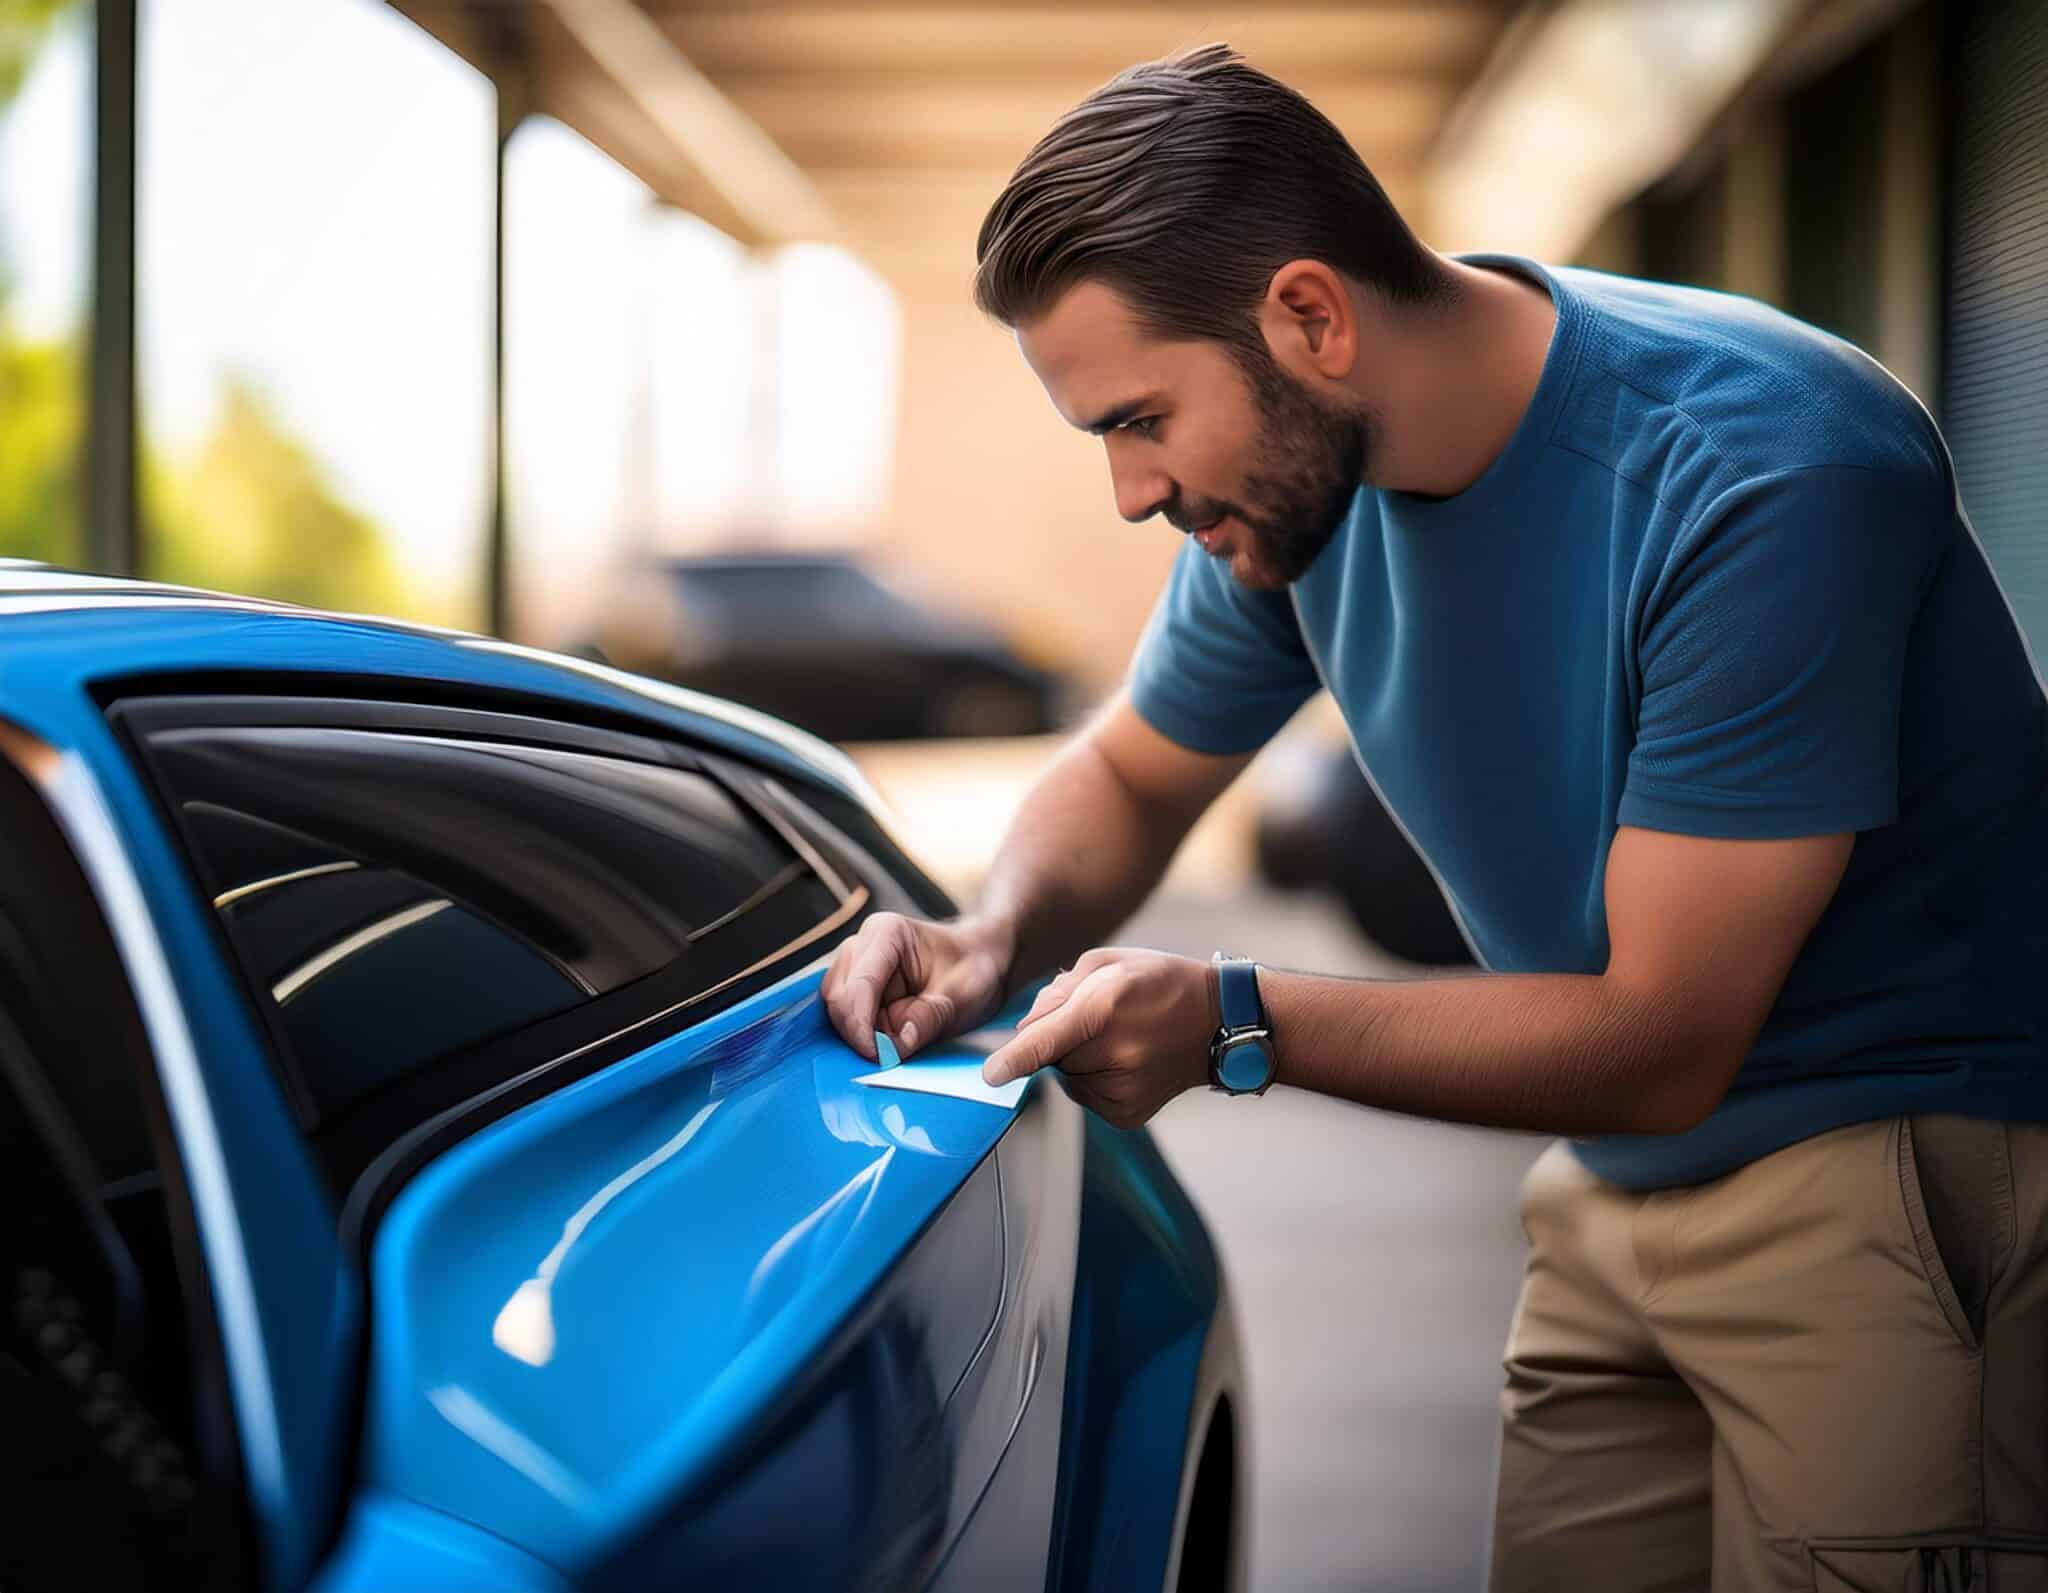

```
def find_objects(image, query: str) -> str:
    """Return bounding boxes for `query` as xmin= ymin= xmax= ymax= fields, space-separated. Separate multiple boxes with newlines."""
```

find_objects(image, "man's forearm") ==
xmin=1260 ymin=968 xmax=1739 ymax=1137
xmin=974 ymin=736 xmax=1186 ymax=997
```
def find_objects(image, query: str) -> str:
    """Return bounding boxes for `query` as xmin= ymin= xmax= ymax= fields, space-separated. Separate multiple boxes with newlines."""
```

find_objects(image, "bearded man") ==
xmin=823 ymin=44 xmax=2048 ymax=1591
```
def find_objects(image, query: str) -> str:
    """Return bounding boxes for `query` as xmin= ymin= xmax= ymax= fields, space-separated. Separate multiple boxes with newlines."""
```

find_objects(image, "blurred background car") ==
xmin=585 ymin=552 xmax=1077 ymax=743
xmin=1252 ymin=739 xmax=1476 ymax=969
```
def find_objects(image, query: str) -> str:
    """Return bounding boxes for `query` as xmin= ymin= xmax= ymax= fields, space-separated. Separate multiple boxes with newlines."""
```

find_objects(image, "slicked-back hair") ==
xmin=975 ymin=44 xmax=1446 ymax=359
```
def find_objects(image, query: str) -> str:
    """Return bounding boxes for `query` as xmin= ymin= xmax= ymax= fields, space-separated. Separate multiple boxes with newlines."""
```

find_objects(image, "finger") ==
xmin=982 ymin=1014 xmax=1068 ymax=1086
xmin=1021 ymin=946 xmax=1128 ymax=1028
xmin=1018 ymin=970 xmax=1079 ymax=1029
xmin=984 ymin=980 xmax=1111 ymax=1084
xmin=881 ymin=985 xmax=958 ymax=1058
xmin=830 ymin=919 xmax=911 ymax=1057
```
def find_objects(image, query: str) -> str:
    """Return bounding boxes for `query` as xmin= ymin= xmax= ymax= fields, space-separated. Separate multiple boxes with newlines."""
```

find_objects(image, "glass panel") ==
xmin=147 ymin=725 xmax=838 ymax=1123
xmin=137 ymin=0 xmax=493 ymax=624
xmin=0 ymin=0 xmax=90 ymax=567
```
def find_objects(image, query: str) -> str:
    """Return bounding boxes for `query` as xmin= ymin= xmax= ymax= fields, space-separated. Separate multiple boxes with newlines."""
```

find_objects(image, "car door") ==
xmin=0 ymin=732 xmax=252 ymax=1593
xmin=112 ymin=691 xmax=1071 ymax=1590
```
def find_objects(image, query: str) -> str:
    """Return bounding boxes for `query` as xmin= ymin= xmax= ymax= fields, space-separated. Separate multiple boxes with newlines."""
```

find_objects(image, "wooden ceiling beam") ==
xmin=649 ymin=3 xmax=1506 ymax=80
xmin=719 ymin=74 xmax=1455 ymax=171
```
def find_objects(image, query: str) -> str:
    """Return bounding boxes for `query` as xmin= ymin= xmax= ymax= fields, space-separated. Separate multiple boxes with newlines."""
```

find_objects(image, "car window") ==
xmin=0 ymin=744 xmax=248 ymax=1593
xmin=139 ymin=723 xmax=848 ymax=1129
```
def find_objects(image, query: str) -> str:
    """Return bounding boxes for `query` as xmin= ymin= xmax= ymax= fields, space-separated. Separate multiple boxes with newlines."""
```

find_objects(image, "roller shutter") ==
xmin=1943 ymin=0 xmax=2048 ymax=652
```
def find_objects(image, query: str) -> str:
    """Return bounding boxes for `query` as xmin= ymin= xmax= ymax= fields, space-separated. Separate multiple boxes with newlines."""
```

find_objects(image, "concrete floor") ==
xmin=1122 ymin=889 xmax=1548 ymax=1593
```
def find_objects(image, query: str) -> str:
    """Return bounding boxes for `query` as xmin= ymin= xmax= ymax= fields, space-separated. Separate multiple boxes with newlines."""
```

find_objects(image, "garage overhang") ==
xmin=389 ymin=0 xmax=836 ymax=248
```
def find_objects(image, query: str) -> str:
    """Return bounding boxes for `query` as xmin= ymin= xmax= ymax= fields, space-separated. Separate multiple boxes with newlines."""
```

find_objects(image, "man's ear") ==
xmin=1260 ymin=260 xmax=1357 ymax=382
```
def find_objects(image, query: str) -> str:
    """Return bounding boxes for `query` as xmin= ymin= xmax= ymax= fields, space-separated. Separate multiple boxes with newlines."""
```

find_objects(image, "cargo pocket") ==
xmin=1809 ymin=1535 xmax=2048 ymax=1590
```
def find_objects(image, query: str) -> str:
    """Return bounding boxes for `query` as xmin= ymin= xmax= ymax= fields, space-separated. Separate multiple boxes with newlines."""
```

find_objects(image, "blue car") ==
xmin=0 ymin=564 xmax=1244 ymax=1592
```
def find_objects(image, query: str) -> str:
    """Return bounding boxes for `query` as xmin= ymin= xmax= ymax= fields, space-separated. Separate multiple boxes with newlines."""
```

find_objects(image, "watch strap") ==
xmin=1215 ymin=956 xmax=1263 ymax=1031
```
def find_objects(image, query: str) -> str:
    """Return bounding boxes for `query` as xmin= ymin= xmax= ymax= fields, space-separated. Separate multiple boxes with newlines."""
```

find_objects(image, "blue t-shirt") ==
xmin=1130 ymin=256 xmax=2048 ymax=1190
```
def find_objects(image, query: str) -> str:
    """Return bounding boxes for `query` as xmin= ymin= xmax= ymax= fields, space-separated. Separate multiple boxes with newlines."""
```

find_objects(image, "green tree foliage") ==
xmin=0 ymin=321 xmax=80 ymax=562
xmin=0 ymin=0 xmax=421 ymax=619
xmin=0 ymin=0 xmax=82 ymax=563
xmin=150 ymin=380 xmax=406 ymax=615
xmin=0 ymin=0 xmax=76 ymax=106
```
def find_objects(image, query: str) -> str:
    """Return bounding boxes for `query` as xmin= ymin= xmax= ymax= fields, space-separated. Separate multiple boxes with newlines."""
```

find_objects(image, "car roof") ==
xmin=0 ymin=562 xmax=878 ymax=806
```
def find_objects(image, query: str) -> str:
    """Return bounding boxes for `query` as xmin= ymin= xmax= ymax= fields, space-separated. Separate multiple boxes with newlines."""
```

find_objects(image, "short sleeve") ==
xmin=1128 ymin=540 xmax=1322 ymax=755
xmin=1618 ymin=463 xmax=1947 ymax=839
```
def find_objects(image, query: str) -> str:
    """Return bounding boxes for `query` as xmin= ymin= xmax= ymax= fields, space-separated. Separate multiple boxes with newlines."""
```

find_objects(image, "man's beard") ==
xmin=1172 ymin=347 xmax=1372 ymax=589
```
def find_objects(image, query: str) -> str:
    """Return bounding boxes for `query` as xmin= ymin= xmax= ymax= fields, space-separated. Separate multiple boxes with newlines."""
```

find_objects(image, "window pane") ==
xmin=0 ymin=0 xmax=90 ymax=567
xmin=145 ymin=725 xmax=839 ymax=1122
xmin=137 ymin=0 xmax=493 ymax=624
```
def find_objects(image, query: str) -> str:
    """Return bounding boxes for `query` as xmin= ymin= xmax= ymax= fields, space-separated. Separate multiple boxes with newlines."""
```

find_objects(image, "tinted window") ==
xmin=145 ymin=725 xmax=842 ymax=1124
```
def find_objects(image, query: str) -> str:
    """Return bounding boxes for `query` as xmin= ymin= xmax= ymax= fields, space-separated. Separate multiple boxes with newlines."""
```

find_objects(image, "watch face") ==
xmin=1216 ymin=1035 xmax=1275 ymax=1094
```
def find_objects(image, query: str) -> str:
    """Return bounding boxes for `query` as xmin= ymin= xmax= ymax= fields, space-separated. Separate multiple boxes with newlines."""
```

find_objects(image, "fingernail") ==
xmin=900 ymin=1022 xmax=918 ymax=1052
xmin=981 ymin=1062 xmax=1001 ymax=1086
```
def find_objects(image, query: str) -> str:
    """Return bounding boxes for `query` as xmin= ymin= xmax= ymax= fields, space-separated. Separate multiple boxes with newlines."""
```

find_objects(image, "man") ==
xmin=821 ymin=44 xmax=2048 ymax=1591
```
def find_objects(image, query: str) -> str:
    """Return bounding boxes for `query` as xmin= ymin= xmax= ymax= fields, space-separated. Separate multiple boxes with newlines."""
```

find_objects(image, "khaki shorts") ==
xmin=1490 ymin=1116 xmax=2048 ymax=1592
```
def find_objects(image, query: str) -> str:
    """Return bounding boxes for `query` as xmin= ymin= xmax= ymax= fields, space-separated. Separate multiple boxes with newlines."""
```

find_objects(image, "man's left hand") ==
xmin=981 ymin=947 xmax=1219 ymax=1128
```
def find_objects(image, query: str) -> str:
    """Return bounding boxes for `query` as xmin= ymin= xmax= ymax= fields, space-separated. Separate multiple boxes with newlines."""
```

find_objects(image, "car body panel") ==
xmin=348 ymin=974 xmax=1068 ymax=1579
xmin=313 ymin=1495 xmax=573 ymax=1593
xmin=1050 ymin=1115 xmax=1237 ymax=1592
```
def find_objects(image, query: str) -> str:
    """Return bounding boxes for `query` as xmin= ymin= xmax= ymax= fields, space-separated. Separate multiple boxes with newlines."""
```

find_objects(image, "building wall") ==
xmin=879 ymin=261 xmax=1180 ymax=695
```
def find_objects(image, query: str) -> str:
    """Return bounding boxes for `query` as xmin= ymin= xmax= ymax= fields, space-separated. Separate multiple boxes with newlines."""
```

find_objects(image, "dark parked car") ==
xmin=588 ymin=553 xmax=1074 ymax=743
xmin=1254 ymin=741 xmax=1475 ymax=968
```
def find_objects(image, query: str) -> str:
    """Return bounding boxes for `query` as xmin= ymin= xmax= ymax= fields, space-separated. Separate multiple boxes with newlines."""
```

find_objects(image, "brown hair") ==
xmin=974 ymin=44 xmax=1447 ymax=358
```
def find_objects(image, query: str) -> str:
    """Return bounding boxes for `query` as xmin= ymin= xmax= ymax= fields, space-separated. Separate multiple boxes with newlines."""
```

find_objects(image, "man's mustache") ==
xmin=1164 ymin=497 xmax=1236 ymax=535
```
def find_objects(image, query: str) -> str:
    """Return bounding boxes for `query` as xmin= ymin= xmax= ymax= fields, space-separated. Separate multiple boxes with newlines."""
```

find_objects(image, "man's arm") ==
xmin=984 ymin=825 xmax=1852 ymax=1136
xmin=821 ymin=688 xmax=1254 ymax=1057
xmin=978 ymin=688 xmax=1255 ymax=995
xmin=1260 ymin=826 xmax=1852 ymax=1133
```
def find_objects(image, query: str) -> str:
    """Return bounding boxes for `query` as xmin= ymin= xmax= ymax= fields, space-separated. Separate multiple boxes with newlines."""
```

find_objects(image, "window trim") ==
xmin=107 ymin=692 xmax=872 ymax=1250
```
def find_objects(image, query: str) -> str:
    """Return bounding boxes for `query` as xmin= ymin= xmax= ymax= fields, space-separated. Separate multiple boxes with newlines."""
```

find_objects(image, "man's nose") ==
xmin=1109 ymin=456 xmax=1173 ymax=525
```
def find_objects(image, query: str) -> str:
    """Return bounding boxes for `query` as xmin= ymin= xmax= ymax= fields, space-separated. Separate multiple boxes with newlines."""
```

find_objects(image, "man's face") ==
xmin=1018 ymin=279 xmax=1372 ymax=590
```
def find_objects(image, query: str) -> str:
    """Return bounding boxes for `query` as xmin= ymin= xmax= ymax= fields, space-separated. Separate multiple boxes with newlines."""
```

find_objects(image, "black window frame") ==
xmin=107 ymin=688 xmax=882 ymax=1252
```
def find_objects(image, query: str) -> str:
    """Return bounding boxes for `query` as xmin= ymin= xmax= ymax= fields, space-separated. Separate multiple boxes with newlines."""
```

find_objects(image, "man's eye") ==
xmin=1125 ymin=417 xmax=1161 ymax=441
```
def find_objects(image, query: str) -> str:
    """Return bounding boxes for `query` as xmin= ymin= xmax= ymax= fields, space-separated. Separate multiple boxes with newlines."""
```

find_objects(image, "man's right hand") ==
xmin=822 ymin=912 xmax=1015 ymax=1062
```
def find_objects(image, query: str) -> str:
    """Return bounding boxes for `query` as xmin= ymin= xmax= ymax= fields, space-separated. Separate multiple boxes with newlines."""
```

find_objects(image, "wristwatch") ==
xmin=1209 ymin=953 xmax=1277 ymax=1096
